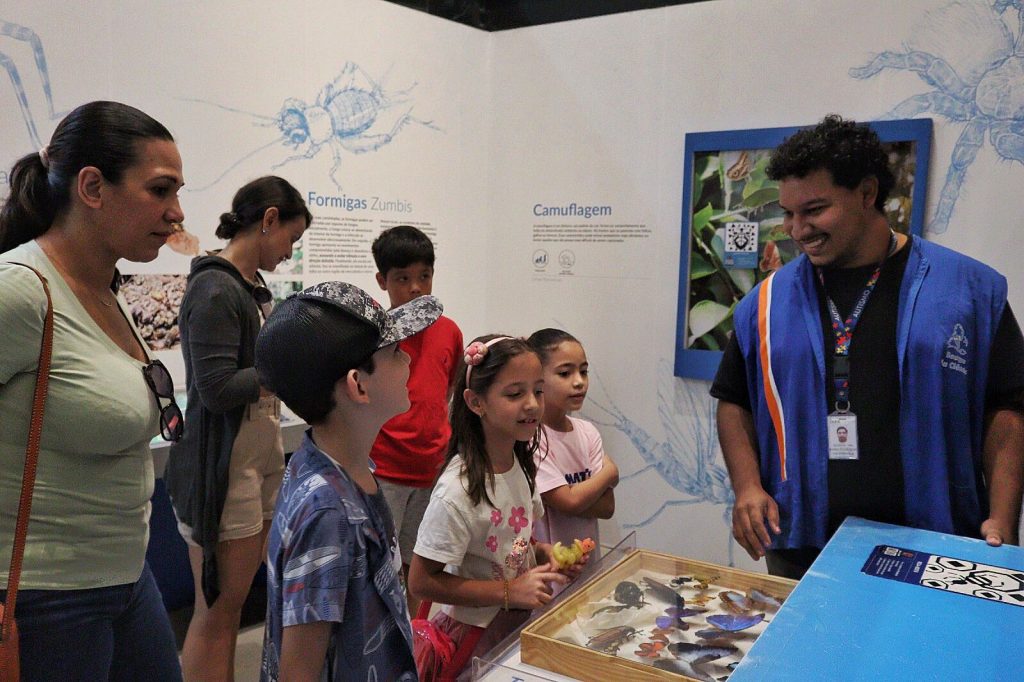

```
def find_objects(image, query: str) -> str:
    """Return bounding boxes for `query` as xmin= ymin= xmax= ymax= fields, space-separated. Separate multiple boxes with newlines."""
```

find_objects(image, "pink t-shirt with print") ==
xmin=533 ymin=417 xmax=603 ymax=552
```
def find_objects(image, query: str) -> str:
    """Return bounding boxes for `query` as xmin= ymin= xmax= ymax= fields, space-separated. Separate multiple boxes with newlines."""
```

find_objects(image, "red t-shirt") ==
xmin=370 ymin=315 xmax=463 ymax=487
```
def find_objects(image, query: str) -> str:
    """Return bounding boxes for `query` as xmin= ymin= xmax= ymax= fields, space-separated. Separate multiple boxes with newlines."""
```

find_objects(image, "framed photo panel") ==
xmin=674 ymin=118 xmax=933 ymax=380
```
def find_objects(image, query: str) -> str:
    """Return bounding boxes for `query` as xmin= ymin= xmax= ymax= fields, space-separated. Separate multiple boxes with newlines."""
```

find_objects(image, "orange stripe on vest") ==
xmin=757 ymin=273 xmax=787 ymax=481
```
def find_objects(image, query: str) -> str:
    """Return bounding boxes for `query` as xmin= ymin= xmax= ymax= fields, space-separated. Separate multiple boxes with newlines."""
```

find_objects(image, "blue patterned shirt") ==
xmin=261 ymin=431 xmax=415 ymax=681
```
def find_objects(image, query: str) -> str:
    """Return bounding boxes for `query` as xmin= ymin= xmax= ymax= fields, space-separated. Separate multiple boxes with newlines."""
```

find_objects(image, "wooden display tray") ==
xmin=520 ymin=549 xmax=796 ymax=681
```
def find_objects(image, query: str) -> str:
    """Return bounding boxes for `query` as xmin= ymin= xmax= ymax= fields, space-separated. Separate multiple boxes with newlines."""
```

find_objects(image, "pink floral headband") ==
xmin=464 ymin=336 xmax=513 ymax=385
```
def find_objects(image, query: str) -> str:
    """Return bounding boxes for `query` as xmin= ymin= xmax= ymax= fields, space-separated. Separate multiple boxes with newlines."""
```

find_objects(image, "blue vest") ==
xmin=733 ymin=238 xmax=1006 ymax=548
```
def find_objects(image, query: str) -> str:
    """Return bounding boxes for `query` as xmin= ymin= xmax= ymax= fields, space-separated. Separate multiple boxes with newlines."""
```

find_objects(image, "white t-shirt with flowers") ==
xmin=414 ymin=454 xmax=544 ymax=627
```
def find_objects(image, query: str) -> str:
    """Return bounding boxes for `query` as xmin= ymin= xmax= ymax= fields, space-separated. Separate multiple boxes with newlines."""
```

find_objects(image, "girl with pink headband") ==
xmin=408 ymin=334 xmax=582 ymax=679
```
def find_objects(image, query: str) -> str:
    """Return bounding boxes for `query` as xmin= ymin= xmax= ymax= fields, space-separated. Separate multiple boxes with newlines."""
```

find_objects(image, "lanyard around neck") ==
xmin=817 ymin=231 xmax=897 ymax=411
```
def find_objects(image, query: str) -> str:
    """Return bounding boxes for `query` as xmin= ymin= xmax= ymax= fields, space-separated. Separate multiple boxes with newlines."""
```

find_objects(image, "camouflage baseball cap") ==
xmin=297 ymin=281 xmax=442 ymax=349
xmin=256 ymin=281 xmax=442 ymax=422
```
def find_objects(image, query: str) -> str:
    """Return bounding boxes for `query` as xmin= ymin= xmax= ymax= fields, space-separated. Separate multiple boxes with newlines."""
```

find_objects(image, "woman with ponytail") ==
xmin=165 ymin=176 xmax=309 ymax=682
xmin=0 ymin=101 xmax=185 ymax=680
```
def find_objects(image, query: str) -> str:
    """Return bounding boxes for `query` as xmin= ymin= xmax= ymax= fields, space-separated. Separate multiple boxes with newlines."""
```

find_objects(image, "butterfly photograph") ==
xmin=674 ymin=119 xmax=931 ymax=380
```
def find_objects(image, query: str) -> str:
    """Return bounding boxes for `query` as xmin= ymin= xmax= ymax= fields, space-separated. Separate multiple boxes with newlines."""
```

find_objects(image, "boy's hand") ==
xmin=508 ymin=563 xmax=567 ymax=609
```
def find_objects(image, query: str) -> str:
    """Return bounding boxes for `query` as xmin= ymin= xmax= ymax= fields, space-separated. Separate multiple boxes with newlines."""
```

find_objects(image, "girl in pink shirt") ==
xmin=528 ymin=329 xmax=618 ymax=560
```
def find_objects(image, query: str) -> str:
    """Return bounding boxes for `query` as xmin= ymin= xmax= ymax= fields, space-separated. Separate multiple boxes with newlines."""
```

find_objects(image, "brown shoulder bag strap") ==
xmin=0 ymin=263 xmax=54 ymax=643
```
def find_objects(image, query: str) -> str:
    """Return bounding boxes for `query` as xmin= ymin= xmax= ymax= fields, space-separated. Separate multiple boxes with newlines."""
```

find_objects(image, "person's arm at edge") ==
xmin=279 ymin=621 xmax=331 ymax=682
xmin=980 ymin=407 xmax=1024 ymax=546
xmin=408 ymin=554 xmax=566 ymax=610
xmin=718 ymin=399 xmax=780 ymax=560
xmin=540 ymin=454 xmax=618 ymax=518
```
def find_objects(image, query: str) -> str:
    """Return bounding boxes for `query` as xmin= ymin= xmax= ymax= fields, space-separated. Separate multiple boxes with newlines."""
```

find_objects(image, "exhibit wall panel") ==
xmin=489 ymin=0 xmax=1024 ymax=569
xmin=489 ymin=8 xmax=693 ymax=560
xmin=0 ymin=0 xmax=491 ymax=382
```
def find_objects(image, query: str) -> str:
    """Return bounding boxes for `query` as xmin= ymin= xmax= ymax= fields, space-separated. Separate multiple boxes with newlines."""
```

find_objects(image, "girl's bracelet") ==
xmin=502 ymin=577 xmax=510 ymax=611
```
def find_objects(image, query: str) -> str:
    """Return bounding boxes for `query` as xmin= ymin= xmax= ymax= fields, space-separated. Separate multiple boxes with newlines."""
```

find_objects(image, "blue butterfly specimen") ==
xmin=706 ymin=612 xmax=765 ymax=631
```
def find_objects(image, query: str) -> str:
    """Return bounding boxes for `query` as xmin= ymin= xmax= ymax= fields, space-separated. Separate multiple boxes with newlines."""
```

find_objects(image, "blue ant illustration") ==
xmin=849 ymin=0 xmax=1024 ymax=234
xmin=184 ymin=62 xmax=439 ymax=191
xmin=1 ymin=20 xmax=66 ymax=149
xmin=584 ymin=360 xmax=737 ymax=565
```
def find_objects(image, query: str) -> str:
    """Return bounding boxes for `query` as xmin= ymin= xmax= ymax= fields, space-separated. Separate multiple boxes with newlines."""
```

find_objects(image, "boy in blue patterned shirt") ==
xmin=255 ymin=282 xmax=442 ymax=681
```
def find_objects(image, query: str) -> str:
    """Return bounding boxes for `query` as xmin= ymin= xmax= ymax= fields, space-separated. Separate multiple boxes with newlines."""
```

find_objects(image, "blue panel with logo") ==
xmin=730 ymin=518 xmax=1024 ymax=680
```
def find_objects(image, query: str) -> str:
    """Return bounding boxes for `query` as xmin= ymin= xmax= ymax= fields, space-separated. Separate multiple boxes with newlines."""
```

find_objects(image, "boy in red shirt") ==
xmin=371 ymin=225 xmax=463 ymax=616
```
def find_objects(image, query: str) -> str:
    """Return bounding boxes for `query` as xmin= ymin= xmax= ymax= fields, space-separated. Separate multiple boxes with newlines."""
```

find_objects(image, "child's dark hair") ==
xmin=766 ymin=114 xmax=895 ymax=212
xmin=216 ymin=175 xmax=312 ymax=240
xmin=371 ymin=224 xmax=435 ymax=276
xmin=527 ymin=328 xmax=581 ymax=365
xmin=448 ymin=335 xmax=539 ymax=507
xmin=0 ymin=101 xmax=174 ymax=253
xmin=256 ymin=298 xmax=376 ymax=425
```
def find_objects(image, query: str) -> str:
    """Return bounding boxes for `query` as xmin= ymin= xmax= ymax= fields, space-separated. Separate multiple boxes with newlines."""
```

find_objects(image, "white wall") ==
xmin=3 ymin=0 xmax=1022 ymax=568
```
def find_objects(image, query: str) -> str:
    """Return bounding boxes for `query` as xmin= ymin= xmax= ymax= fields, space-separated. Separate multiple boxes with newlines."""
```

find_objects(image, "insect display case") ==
xmin=520 ymin=549 xmax=796 ymax=681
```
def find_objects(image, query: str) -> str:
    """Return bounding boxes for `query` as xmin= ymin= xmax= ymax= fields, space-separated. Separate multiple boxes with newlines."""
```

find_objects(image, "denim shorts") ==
xmin=0 ymin=562 xmax=182 ymax=681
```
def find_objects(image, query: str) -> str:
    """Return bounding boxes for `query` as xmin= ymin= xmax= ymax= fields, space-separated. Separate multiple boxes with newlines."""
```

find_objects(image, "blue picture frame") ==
xmin=674 ymin=118 xmax=933 ymax=381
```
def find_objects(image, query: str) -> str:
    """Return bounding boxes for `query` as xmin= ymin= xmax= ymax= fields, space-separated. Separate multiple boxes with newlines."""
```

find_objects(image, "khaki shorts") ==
xmin=178 ymin=396 xmax=285 ymax=546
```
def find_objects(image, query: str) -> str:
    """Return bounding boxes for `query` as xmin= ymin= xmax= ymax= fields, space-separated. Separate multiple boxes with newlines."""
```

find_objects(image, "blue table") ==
xmin=731 ymin=517 xmax=1024 ymax=681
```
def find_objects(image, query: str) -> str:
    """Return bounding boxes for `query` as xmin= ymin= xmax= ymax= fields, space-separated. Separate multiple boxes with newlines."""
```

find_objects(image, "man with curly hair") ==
xmin=711 ymin=115 xmax=1024 ymax=579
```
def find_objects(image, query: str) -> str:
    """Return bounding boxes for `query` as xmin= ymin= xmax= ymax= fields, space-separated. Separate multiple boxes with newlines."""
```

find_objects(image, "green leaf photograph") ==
xmin=685 ymin=141 xmax=918 ymax=351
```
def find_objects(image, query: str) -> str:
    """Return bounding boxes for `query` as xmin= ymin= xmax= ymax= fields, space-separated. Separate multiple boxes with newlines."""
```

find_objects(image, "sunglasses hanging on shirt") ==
xmin=142 ymin=359 xmax=184 ymax=442
xmin=252 ymin=276 xmax=274 ymax=320
xmin=252 ymin=284 xmax=272 ymax=305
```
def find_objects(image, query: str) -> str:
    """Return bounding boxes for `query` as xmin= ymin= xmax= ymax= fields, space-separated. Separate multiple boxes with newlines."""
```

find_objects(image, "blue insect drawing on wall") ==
xmin=849 ymin=0 xmax=1024 ymax=234
xmin=1 ymin=20 xmax=66 ymax=150
xmin=584 ymin=360 xmax=738 ymax=565
xmin=185 ymin=62 xmax=439 ymax=191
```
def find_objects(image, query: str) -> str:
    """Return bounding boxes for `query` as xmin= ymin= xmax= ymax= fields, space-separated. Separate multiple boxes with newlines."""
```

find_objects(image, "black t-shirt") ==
xmin=711 ymin=236 xmax=1024 ymax=535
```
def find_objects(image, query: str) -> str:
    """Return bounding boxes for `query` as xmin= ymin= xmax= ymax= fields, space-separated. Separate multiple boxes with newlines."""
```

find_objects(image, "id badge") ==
xmin=827 ymin=412 xmax=859 ymax=460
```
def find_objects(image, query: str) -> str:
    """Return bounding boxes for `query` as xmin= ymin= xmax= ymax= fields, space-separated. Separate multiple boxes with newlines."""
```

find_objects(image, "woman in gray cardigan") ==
xmin=165 ymin=176 xmax=310 ymax=681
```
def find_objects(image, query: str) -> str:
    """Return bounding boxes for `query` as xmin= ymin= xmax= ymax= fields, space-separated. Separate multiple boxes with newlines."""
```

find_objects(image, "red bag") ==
xmin=1 ymin=264 xmax=54 ymax=682
xmin=0 ymin=603 xmax=19 ymax=682
xmin=412 ymin=615 xmax=457 ymax=682
xmin=411 ymin=602 xmax=487 ymax=682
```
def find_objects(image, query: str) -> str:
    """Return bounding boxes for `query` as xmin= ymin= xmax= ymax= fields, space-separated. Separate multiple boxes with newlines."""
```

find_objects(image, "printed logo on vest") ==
xmin=942 ymin=323 xmax=969 ymax=375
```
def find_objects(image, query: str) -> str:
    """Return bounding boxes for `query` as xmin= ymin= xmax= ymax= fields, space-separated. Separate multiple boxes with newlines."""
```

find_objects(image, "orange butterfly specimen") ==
xmin=759 ymin=240 xmax=782 ymax=273
xmin=634 ymin=640 xmax=666 ymax=658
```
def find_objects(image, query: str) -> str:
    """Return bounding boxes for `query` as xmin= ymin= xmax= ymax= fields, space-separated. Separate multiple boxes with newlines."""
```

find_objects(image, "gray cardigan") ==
xmin=165 ymin=254 xmax=263 ymax=606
